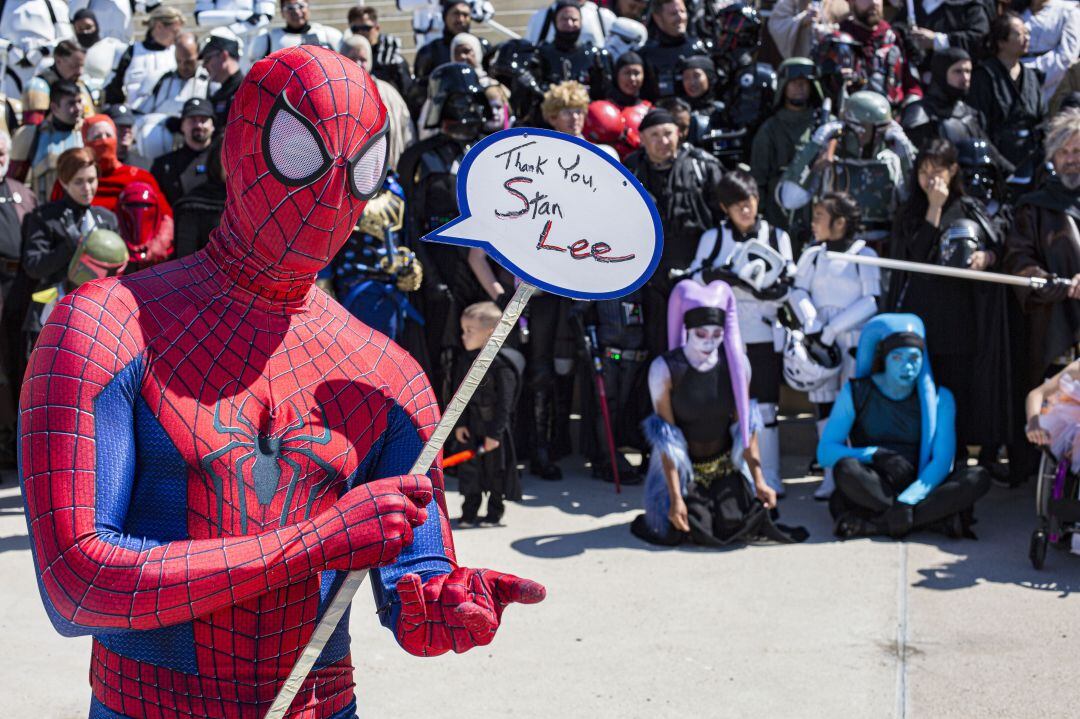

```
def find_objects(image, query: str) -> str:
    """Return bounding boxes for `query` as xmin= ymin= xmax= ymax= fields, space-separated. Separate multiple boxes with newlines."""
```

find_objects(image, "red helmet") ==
xmin=583 ymin=100 xmax=625 ymax=145
xmin=117 ymin=181 xmax=162 ymax=259
xmin=618 ymin=101 xmax=651 ymax=156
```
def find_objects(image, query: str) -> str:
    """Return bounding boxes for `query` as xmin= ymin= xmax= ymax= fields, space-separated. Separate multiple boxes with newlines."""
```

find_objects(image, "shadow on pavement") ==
xmin=0 ymin=533 xmax=29 ymax=553
xmin=908 ymin=483 xmax=1080 ymax=597
xmin=0 ymin=492 xmax=25 ymax=516
xmin=510 ymin=520 xmax=771 ymax=558
xmin=446 ymin=468 xmax=644 ymax=520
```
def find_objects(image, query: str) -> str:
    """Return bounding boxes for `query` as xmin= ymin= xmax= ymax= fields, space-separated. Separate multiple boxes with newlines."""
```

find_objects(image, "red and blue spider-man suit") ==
xmin=18 ymin=46 xmax=544 ymax=719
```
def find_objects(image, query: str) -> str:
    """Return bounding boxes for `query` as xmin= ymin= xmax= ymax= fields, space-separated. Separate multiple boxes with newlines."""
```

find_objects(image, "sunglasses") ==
xmin=351 ymin=24 xmax=375 ymax=33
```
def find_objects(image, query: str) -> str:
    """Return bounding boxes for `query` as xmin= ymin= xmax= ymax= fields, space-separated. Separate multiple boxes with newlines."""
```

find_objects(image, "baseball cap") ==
xmin=181 ymin=97 xmax=214 ymax=119
xmin=200 ymin=34 xmax=240 ymax=60
xmin=104 ymin=103 xmax=134 ymax=127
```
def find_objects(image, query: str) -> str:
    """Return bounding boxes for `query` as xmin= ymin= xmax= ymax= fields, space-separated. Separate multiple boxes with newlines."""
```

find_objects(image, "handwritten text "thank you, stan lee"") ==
xmin=492 ymin=141 xmax=635 ymax=264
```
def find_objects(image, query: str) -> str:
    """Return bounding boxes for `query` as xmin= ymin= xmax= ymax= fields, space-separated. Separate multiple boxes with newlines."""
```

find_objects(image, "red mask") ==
xmin=82 ymin=114 xmax=120 ymax=174
xmin=117 ymin=181 xmax=161 ymax=257
xmin=216 ymin=46 xmax=389 ymax=277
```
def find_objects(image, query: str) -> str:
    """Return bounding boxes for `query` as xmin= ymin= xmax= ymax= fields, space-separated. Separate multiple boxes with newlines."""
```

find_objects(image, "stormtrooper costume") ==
xmin=790 ymin=239 xmax=881 ymax=497
xmin=525 ymin=0 xmax=614 ymax=47
xmin=105 ymin=37 xmax=177 ymax=108
xmin=0 ymin=0 xmax=71 ymax=100
xmin=193 ymin=0 xmax=274 ymax=60
xmin=399 ymin=0 xmax=496 ymax=48
xmin=692 ymin=219 xmax=794 ymax=497
xmin=135 ymin=66 xmax=212 ymax=116
xmin=83 ymin=36 xmax=129 ymax=103
xmin=246 ymin=22 xmax=344 ymax=68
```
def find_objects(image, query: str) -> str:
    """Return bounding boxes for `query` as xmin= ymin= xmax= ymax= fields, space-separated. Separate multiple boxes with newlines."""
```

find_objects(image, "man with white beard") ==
xmin=1005 ymin=109 xmax=1080 ymax=400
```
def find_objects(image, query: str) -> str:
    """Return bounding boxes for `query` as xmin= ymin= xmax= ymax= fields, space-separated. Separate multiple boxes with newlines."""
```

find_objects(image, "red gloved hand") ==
xmin=395 ymin=567 xmax=546 ymax=656
xmin=316 ymin=475 xmax=433 ymax=572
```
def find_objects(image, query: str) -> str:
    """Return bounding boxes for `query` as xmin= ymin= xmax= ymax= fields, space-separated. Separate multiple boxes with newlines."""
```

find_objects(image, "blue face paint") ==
xmin=884 ymin=347 xmax=923 ymax=386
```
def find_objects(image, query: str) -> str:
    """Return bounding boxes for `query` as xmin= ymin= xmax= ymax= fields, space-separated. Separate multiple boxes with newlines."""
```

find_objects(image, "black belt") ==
xmin=603 ymin=347 xmax=649 ymax=362
xmin=0 ymin=257 xmax=18 ymax=274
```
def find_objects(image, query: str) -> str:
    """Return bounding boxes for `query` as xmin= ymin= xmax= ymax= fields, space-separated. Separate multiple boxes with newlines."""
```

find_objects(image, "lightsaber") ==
xmin=824 ymin=251 xmax=1074 ymax=289
xmin=442 ymin=446 xmax=488 ymax=468
xmin=485 ymin=18 xmax=522 ymax=39
xmin=266 ymin=282 xmax=536 ymax=719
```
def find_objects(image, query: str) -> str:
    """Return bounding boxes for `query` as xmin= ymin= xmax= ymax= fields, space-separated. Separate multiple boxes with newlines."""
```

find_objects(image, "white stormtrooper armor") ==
xmin=108 ymin=40 xmax=176 ymax=108
xmin=793 ymin=240 xmax=881 ymax=499
xmin=194 ymin=0 xmax=274 ymax=60
xmin=398 ymin=0 xmax=495 ymax=48
xmin=83 ymin=35 xmax=127 ymax=103
xmin=0 ymin=0 xmax=71 ymax=99
xmin=128 ymin=112 xmax=174 ymax=168
xmin=134 ymin=67 xmax=211 ymax=116
xmin=793 ymin=242 xmax=880 ymax=404
xmin=69 ymin=0 xmax=159 ymax=43
xmin=246 ymin=24 xmax=343 ymax=67
xmin=524 ymin=0 xmax=614 ymax=47
xmin=692 ymin=222 xmax=794 ymax=345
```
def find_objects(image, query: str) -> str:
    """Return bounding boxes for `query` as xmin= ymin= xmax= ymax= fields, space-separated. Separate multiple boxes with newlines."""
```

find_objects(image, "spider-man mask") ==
xmin=220 ymin=46 xmax=390 ymax=275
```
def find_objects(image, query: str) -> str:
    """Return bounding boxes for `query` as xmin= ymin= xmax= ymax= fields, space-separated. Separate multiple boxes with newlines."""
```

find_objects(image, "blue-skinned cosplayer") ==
xmin=818 ymin=314 xmax=991 ymax=538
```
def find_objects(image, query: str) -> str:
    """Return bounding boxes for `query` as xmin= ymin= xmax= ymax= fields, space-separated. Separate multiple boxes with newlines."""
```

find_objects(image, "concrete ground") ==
xmin=3 ymin=417 xmax=1080 ymax=718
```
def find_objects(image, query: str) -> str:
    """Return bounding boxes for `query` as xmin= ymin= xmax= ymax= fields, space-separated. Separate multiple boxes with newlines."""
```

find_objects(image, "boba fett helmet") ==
xmin=67 ymin=228 xmax=129 ymax=287
xmin=774 ymin=57 xmax=824 ymax=108
xmin=841 ymin=90 xmax=892 ymax=153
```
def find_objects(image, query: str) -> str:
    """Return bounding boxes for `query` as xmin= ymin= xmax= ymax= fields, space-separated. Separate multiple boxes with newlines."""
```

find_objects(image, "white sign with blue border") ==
xmin=422 ymin=127 xmax=663 ymax=300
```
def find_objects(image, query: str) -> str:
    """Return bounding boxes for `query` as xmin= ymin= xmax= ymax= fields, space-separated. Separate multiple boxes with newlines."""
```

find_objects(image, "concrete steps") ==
xmin=146 ymin=1 xmax=546 ymax=62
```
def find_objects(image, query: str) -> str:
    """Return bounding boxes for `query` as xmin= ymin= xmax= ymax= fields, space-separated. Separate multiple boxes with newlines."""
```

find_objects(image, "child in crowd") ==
xmin=1026 ymin=359 xmax=1080 ymax=473
xmin=453 ymin=301 xmax=524 ymax=525
xmin=792 ymin=192 xmax=880 ymax=499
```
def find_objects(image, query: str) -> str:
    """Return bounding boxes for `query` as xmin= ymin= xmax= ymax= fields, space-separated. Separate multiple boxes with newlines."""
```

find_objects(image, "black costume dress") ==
xmin=888 ymin=195 xmax=1013 ymax=451
xmin=631 ymin=349 xmax=805 ymax=546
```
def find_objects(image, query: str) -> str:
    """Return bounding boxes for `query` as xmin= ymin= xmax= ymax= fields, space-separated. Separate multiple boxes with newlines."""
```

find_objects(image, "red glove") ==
xmin=317 ymin=475 xmax=433 ymax=572
xmin=395 ymin=567 xmax=546 ymax=656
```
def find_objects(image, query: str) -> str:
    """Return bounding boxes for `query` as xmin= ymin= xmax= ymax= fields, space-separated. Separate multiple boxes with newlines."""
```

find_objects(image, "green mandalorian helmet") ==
xmin=67 ymin=228 xmax=129 ymax=287
xmin=841 ymin=90 xmax=892 ymax=156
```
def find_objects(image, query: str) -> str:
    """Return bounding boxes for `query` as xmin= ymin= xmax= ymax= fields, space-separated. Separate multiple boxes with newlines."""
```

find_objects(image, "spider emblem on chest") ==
xmin=199 ymin=398 xmax=338 ymax=535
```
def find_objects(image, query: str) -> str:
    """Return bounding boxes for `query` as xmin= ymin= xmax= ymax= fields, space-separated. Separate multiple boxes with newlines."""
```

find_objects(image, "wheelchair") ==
xmin=1030 ymin=450 xmax=1080 ymax=569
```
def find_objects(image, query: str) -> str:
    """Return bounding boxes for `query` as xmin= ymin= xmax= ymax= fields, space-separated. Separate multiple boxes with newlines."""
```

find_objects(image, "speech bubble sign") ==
xmin=422 ymin=127 xmax=663 ymax=300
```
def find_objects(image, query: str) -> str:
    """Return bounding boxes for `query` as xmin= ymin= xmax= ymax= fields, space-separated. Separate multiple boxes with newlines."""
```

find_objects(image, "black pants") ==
xmin=462 ymin=491 xmax=504 ymax=522
xmin=832 ymin=457 xmax=990 ymax=537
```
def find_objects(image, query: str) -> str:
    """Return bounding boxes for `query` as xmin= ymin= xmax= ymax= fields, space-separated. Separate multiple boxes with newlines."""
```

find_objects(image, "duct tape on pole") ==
xmin=266 ymin=128 xmax=663 ymax=718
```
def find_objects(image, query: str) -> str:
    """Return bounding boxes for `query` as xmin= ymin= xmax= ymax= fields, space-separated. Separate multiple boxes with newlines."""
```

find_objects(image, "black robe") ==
xmin=888 ymin=194 xmax=1013 ymax=446
xmin=968 ymin=57 xmax=1045 ymax=177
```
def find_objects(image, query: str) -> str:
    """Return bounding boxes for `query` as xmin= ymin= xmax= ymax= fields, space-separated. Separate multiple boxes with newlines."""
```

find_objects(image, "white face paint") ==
xmin=687 ymin=325 xmax=723 ymax=355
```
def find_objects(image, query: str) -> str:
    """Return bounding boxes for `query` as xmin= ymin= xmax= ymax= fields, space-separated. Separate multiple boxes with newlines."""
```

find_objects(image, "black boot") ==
xmin=530 ymin=388 xmax=562 ymax=480
xmin=460 ymin=494 xmax=482 ymax=526
xmin=482 ymin=492 xmax=505 ymax=525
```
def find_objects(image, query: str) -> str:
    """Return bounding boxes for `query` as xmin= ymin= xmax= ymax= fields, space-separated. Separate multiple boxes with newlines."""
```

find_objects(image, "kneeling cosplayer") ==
xmin=631 ymin=280 xmax=807 ymax=546
xmin=818 ymin=314 xmax=991 ymax=539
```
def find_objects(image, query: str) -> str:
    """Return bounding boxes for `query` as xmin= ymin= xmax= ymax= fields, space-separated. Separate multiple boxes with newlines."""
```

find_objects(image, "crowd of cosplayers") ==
xmin=0 ymin=0 xmax=1079 ymax=542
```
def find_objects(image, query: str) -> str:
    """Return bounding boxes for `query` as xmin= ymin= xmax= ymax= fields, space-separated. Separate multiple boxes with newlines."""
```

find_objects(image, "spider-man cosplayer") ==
xmin=19 ymin=46 xmax=544 ymax=719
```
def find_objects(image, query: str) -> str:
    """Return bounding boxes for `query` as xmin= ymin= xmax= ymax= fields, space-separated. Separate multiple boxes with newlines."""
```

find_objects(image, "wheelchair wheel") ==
xmin=1030 ymin=529 xmax=1049 ymax=570
xmin=1035 ymin=453 xmax=1056 ymax=522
